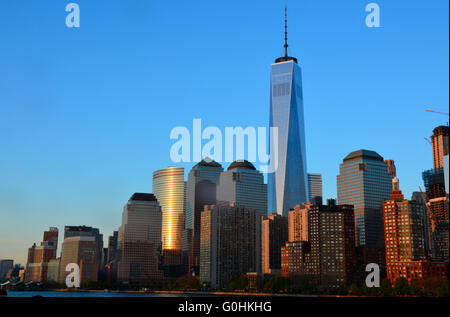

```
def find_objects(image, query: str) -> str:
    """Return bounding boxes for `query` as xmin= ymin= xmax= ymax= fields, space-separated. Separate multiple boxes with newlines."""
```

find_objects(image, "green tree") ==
xmin=436 ymin=280 xmax=449 ymax=297
xmin=263 ymin=275 xmax=289 ymax=293
xmin=379 ymin=279 xmax=392 ymax=296
xmin=347 ymin=283 xmax=360 ymax=296
xmin=393 ymin=277 xmax=409 ymax=295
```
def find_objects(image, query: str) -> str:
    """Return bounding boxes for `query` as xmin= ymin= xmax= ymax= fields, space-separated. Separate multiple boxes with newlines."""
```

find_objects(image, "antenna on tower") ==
xmin=284 ymin=6 xmax=288 ymax=57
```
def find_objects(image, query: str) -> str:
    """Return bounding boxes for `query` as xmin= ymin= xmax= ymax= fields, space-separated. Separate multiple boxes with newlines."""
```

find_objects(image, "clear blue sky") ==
xmin=0 ymin=0 xmax=448 ymax=265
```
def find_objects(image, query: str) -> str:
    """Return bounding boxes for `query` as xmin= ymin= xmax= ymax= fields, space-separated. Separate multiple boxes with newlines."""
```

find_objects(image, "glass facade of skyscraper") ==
xmin=268 ymin=59 xmax=308 ymax=217
xmin=337 ymin=150 xmax=392 ymax=247
xmin=153 ymin=167 xmax=185 ymax=251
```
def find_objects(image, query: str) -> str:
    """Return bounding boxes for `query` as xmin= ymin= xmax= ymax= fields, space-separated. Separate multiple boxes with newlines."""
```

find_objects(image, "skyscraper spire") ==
xmin=275 ymin=6 xmax=297 ymax=64
xmin=284 ymin=6 xmax=288 ymax=57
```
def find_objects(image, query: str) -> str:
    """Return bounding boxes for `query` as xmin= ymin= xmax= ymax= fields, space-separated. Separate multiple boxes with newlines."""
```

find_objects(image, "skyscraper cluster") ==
xmin=19 ymin=11 xmax=448 ymax=290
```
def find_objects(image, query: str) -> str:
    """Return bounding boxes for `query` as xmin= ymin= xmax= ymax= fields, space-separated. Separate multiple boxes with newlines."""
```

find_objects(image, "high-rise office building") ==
xmin=261 ymin=213 xmax=288 ymax=274
xmin=217 ymin=160 xmax=267 ymax=217
xmin=431 ymin=125 xmax=449 ymax=169
xmin=117 ymin=193 xmax=163 ymax=283
xmin=200 ymin=203 xmax=261 ymax=289
xmin=422 ymin=126 xmax=449 ymax=262
xmin=24 ymin=227 xmax=58 ymax=283
xmin=64 ymin=225 xmax=103 ymax=266
xmin=107 ymin=231 xmax=118 ymax=264
xmin=288 ymin=203 xmax=311 ymax=242
xmin=337 ymin=149 xmax=392 ymax=247
xmin=47 ymin=258 xmax=60 ymax=283
xmin=444 ymin=154 xmax=449 ymax=194
xmin=268 ymin=8 xmax=308 ymax=217
xmin=411 ymin=191 xmax=431 ymax=256
xmin=308 ymin=173 xmax=323 ymax=205
xmin=153 ymin=167 xmax=185 ymax=255
xmin=59 ymin=236 xmax=99 ymax=284
xmin=383 ymin=180 xmax=447 ymax=282
xmin=385 ymin=160 xmax=397 ymax=178
xmin=281 ymin=201 xmax=356 ymax=288
xmin=0 ymin=260 xmax=14 ymax=280
xmin=185 ymin=159 xmax=223 ymax=274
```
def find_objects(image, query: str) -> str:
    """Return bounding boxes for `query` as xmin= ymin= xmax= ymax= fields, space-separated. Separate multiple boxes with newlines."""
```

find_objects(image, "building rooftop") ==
xmin=129 ymin=193 xmax=157 ymax=202
xmin=193 ymin=158 xmax=222 ymax=169
xmin=343 ymin=149 xmax=384 ymax=162
xmin=227 ymin=160 xmax=256 ymax=171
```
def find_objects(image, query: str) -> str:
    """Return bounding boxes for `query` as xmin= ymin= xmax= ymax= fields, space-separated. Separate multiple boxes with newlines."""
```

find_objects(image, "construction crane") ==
xmin=426 ymin=109 xmax=449 ymax=115
xmin=424 ymin=137 xmax=432 ymax=145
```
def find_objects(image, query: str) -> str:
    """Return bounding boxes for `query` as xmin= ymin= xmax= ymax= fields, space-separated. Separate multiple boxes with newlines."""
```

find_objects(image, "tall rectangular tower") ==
xmin=308 ymin=173 xmax=323 ymax=205
xmin=337 ymin=149 xmax=392 ymax=247
xmin=268 ymin=9 xmax=308 ymax=217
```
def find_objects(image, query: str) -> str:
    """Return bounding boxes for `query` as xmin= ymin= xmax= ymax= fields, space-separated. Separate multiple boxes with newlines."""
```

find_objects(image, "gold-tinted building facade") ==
xmin=153 ymin=167 xmax=185 ymax=252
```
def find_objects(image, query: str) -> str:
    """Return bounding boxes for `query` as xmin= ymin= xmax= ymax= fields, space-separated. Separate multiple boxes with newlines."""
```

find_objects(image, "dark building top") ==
xmin=64 ymin=225 xmax=95 ymax=233
xmin=129 ymin=193 xmax=157 ymax=202
xmin=193 ymin=158 xmax=222 ymax=169
xmin=433 ymin=125 xmax=449 ymax=136
xmin=275 ymin=56 xmax=298 ymax=64
xmin=343 ymin=149 xmax=384 ymax=162
xmin=227 ymin=160 xmax=256 ymax=171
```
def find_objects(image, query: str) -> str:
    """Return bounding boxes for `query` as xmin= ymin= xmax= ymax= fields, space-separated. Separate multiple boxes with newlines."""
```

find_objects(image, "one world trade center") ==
xmin=268 ymin=8 xmax=308 ymax=217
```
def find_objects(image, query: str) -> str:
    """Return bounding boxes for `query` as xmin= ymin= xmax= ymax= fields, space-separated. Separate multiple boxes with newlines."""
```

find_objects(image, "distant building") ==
xmin=0 ymin=260 xmax=14 ymax=280
xmin=24 ymin=227 xmax=58 ymax=283
xmin=384 ymin=160 xmax=397 ymax=178
xmin=261 ymin=213 xmax=288 ymax=274
xmin=337 ymin=149 xmax=392 ymax=247
xmin=117 ymin=193 xmax=164 ymax=283
xmin=308 ymin=173 xmax=323 ymax=205
xmin=64 ymin=225 xmax=103 ymax=267
xmin=444 ymin=155 xmax=449 ymax=194
xmin=411 ymin=191 xmax=431 ymax=257
xmin=47 ymin=258 xmax=60 ymax=283
xmin=107 ymin=231 xmax=118 ymax=264
xmin=184 ymin=159 xmax=223 ymax=275
xmin=431 ymin=125 xmax=449 ymax=169
xmin=59 ymin=236 xmax=99 ymax=285
xmin=281 ymin=201 xmax=357 ymax=289
xmin=217 ymin=160 xmax=267 ymax=217
xmin=383 ymin=179 xmax=447 ymax=282
xmin=423 ymin=162 xmax=448 ymax=261
xmin=200 ymin=203 xmax=261 ymax=288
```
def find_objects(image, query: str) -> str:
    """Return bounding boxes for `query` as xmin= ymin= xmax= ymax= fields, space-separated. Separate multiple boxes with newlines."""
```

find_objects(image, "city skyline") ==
xmin=1 ymin=0 xmax=449 ymax=266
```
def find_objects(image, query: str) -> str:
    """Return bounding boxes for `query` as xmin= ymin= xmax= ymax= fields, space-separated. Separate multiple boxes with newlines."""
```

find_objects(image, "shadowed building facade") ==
xmin=261 ymin=213 xmax=288 ymax=274
xmin=117 ymin=193 xmax=163 ymax=283
xmin=281 ymin=201 xmax=357 ymax=289
xmin=200 ymin=203 xmax=261 ymax=289
xmin=184 ymin=159 xmax=223 ymax=275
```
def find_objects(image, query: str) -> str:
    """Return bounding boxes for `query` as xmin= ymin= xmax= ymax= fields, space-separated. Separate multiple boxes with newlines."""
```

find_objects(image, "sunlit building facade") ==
xmin=268 ymin=12 xmax=308 ymax=217
xmin=383 ymin=181 xmax=447 ymax=282
xmin=153 ymin=167 xmax=185 ymax=252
